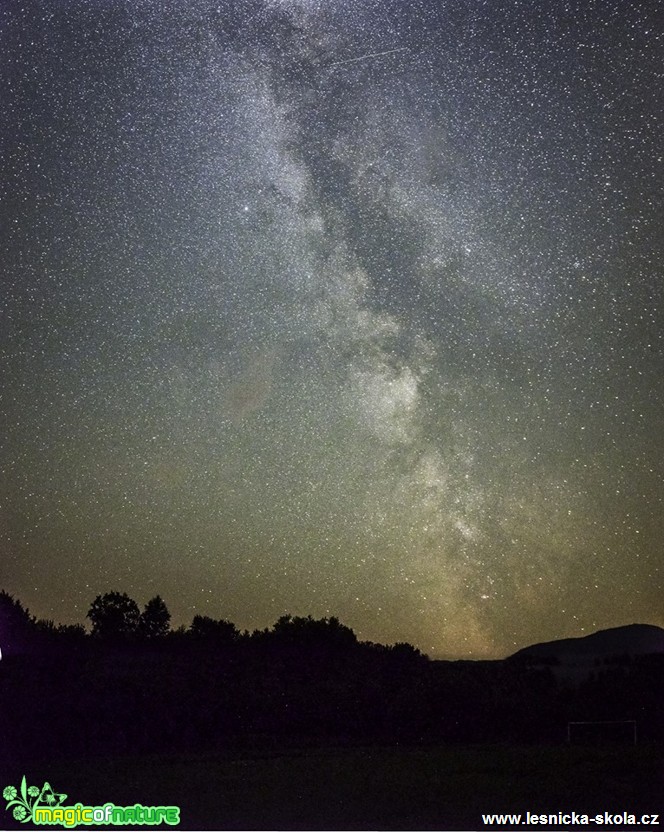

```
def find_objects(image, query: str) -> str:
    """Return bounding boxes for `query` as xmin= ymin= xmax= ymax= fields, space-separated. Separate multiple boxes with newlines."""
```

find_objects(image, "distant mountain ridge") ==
xmin=511 ymin=623 xmax=664 ymax=661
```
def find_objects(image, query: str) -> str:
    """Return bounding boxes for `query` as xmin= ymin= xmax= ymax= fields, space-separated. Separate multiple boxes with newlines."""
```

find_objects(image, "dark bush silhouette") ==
xmin=268 ymin=614 xmax=357 ymax=649
xmin=189 ymin=614 xmax=239 ymax=643
xmin=87 ymin=591 xmax=141 ymax=639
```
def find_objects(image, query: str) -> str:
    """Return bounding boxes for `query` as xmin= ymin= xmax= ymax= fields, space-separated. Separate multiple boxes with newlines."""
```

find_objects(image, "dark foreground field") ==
xmin=2 ymin=605 xmax=663 ymax=829
xmin=4 ymin=744 xmax=662 ymax=830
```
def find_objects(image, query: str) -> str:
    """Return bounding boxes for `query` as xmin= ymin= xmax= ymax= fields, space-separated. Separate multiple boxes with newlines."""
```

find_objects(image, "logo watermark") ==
xmin=3 ymin=777 xmax=180 ymax=827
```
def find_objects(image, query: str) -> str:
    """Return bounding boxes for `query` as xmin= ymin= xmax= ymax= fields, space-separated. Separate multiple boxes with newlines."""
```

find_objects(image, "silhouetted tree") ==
xmin=139 ymin=595 xmax=171 ymax=638
xmin=87 ymin=591 xmax=140 ymax=639
xmin=390 ymin=642 xmax=427 ymax=663
xmin=0 ymin=590 xmax=36 ymax=656
xmin=270 ymin=614 xmax=357 ymax=648
xmin=189 ymin=615 xmax=239 ymax=643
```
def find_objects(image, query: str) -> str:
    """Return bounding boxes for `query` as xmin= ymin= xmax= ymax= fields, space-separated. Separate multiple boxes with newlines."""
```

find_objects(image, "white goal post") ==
xmin=566 ymin=720 xmax=637 ymax=745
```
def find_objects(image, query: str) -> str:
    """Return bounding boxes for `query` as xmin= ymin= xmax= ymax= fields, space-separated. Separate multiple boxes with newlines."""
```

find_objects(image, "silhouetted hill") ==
xmin=511 ymin=623 xmax=664 ymax=662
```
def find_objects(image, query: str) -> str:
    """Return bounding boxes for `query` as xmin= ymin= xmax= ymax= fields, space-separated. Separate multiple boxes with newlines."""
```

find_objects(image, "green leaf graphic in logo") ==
xmin=3 ymin=778 xmax=38 ymax=824
xmin=38 ymin=783 xmax=67 ymax=807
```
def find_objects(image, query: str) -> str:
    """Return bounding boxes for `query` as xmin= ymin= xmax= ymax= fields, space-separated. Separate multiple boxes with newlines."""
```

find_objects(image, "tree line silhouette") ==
xmin=1 ymin=589 xmax=663 ymax=767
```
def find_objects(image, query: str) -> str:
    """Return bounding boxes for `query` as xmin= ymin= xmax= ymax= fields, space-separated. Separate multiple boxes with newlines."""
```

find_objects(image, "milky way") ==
xmin=2 ymin=0 xmax=663 ymax=656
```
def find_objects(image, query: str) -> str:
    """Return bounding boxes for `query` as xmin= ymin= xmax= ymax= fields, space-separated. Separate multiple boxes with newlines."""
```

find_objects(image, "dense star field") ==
xmin=1 ymin=0 xmax=662 ymax=657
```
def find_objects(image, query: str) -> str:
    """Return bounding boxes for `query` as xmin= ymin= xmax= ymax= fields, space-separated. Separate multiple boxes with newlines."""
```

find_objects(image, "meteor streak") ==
xmin=326 ymin=47 xmax=409 ymax=68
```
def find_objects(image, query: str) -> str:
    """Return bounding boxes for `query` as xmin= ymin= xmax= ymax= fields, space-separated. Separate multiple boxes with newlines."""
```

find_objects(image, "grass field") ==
xmin=7 ymin=744 xmax=663 ymax=830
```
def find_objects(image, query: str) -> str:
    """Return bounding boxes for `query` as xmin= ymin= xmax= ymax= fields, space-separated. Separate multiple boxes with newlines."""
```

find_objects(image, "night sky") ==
xmin=2 ymin=0 xmax=663 ymax=658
